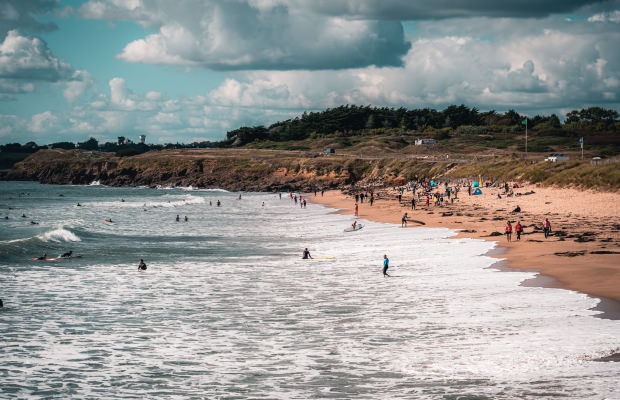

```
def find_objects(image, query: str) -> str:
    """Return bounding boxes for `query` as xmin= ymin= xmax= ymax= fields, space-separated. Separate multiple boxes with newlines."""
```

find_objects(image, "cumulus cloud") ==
xmin=588 ymin=10 xmax=620 ymax=22
xmin=205 ymin=16 xmax=620 ymax=113
xmin=307 ymin=0 xmax=608 ymax=20
xmin=63 ymin=70 xmax=95 ymax=103
xmin=0 ymin=30 xmax=72 ymax=80
xmin=78 ymin=0 xmax=410 ymax=70
xmin=28 ymin=110 xmax=59 ymax=133
xmin=0 ymin=0 xmax=59 ymax=37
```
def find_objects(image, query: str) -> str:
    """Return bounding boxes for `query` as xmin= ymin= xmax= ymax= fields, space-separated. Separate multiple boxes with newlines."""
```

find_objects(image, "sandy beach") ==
xmin=309 ymin=185 xmax=620 ymax=307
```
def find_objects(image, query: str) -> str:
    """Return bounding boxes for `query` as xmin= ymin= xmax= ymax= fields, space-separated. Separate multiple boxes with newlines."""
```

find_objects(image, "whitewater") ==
xmin=0 ymin=181 xmax=618 ymax=399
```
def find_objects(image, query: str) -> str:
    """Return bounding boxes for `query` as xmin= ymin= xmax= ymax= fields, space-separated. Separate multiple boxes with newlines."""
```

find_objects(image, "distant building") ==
xmin=139 ymin=135 xmax=146 ymax=144
xmin=544 ymin=153 xmax=569 ymax=162
xmin=414 ymin=138 xmax=437 ymax=145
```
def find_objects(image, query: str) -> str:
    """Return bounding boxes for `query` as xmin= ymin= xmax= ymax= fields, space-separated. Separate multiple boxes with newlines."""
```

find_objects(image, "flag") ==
xmin=522 ymin=119 xmax=527 ymax=125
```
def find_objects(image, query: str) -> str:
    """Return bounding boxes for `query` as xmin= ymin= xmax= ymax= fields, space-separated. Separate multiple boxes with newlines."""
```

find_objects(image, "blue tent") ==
xmin=472 ymin=181 xmax=480 ymax=188
xmin=473 ymin=188 xmax=482 ymax=195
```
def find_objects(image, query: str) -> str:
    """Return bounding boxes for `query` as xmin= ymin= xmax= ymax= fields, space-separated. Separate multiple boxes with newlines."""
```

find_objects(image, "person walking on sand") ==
xmin=505 ymin=221 xmax=513 ymax=242
xmin=411 ymin=197 xmax=416 ymax=210
xmin=383 ymin=254 xmax=390 ymax=277
xmin=354 ymin=203 xmax=358 ymax=217
xmin=515 ymin=221 xmax=522 ymax=241
xmin=543 ymin=218 xmax=552 ymax=239
xmin=370 ymin=194 xmax=374 ymax=206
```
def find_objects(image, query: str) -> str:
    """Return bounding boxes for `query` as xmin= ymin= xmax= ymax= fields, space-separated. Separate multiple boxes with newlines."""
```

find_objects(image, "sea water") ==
xmin=0 ymin=181 xmax=618 ymax=399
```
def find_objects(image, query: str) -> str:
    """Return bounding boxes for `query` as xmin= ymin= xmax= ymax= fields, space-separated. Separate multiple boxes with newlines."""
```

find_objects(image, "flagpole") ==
xmin=581 ymin=137 xmax=584 ymax=160
xmin=525 ymin=120 xmax=528 ymax=157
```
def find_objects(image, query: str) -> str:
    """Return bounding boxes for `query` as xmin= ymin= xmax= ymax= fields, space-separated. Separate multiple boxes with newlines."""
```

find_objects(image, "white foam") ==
xmin=38 ymin=228 xmax=81 ymax=242
xmin=88 ymin=180 xmax=102 ymax=186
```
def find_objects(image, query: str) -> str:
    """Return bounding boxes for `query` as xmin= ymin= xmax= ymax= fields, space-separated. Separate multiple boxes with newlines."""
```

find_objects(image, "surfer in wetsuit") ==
xmin=61 ymin=251 xmax=73 ymax=258
xmin=302 ymin=248 xmax=312 ymax=259
xmin=176 ymin=215 xmax=180 ymax=222
xmin=37 ymin=253 xmax=47 ymax=260
xmin=383 ymin=254 xmax=390 ymax=277
xmin=401 ymin=213 xmax=408 ymax=227
xmin=138 ymin=259 xmax=147 ymax=271
xmin=352 ymin=221 xmax=357 ymax=230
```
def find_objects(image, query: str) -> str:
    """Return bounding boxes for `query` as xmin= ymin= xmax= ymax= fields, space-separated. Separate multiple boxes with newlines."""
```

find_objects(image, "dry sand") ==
xmin=308 ymin=186 xmax=620 ymax=307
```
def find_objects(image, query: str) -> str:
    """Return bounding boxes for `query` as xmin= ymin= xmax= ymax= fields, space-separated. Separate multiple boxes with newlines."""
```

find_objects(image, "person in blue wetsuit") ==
xmin=383 ymin=254 xmax=390 ymax=277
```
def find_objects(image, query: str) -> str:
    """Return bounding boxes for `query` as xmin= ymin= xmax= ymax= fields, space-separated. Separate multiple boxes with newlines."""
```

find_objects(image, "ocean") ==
xmin=0 ymin=181 xmax=618 ymax=399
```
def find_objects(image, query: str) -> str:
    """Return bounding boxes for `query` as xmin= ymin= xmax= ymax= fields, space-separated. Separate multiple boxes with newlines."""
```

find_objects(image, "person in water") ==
xmin=302 ymin=248 xmax=312 ymax=259
xmin=383 ymin=254 xmax=390 ymax=277
xmin=184 ymin=216 xmax=188 ymax=222
xmin=352 ymin=221 xmax=357 ymax=230
xmin=138 ymin=259 xmax=147 ymax=270
xmin=105 ymin=218 xmax=112 ymax=223
xmin=176 ymin=215 xmax=180 ymax=222
xmin=61 ymin=250 xmax=73 ymax=258
xmin=401 ymin=213 xmax=408 ymax=227
xmin=37 ymin=253 xmax=47 ymax=260
xmin=216 ymin=200 xmax=221 ymax=207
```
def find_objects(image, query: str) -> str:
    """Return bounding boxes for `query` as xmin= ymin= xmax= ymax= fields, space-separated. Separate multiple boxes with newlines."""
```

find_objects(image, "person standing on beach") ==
xmin=543 ymin=218 xmax=552 ymax=239
xmin=411 ymin=197 xmax=416 ymax=210
xmin=505 ymin=221 xmax=513 ymax=242
xmin=383 ymin=254 xmax=390 ymax=277
xmin=370 ymin=194 xmax=374 ymax=206
xmin=515 ymin=221 xmax=522 ymax=240
xmin=354 ymin=203 xmax=359 ymax=217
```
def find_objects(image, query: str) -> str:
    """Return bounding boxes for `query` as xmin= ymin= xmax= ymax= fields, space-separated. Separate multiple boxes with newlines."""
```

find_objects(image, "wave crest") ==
xmin=39 ymin=228 xmax=81 ymax=243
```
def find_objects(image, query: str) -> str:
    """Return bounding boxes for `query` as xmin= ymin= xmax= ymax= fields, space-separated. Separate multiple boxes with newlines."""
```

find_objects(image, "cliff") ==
xmin=3 ymin=149 xmax=619 ymax=191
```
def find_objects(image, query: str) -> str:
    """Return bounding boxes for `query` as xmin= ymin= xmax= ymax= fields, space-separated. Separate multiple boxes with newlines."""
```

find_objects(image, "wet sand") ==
xmin=308 ymin=186 xmax=620 ymax=311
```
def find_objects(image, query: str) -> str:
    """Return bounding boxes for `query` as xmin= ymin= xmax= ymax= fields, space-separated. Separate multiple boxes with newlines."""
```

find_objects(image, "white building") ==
xmin=414 ymin=138 xmax=437 ymax=145
xmin=139 ymin=135 xmax=146 ymax=144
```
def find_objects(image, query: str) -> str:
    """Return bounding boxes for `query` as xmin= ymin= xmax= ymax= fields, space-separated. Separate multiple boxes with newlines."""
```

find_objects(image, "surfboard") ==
xmin=305 ymin=257 xmax=335 ymax=260
xmin=31 ymin=257 xmax=59 ymax=261
xmin=344 ymin=224 xmax=364 ymax=232
xmin=101 ymin=220 xmax=113 ymax=223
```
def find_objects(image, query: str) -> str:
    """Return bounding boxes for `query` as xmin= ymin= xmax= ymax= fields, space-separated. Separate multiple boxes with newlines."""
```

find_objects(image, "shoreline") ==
xmin=308 ymin=188 xmax=620 ymax=319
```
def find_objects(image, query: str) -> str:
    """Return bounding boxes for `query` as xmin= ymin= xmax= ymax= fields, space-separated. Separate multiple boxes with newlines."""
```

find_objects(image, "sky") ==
xmin=0 ymin=0 xmax=619 ymax=145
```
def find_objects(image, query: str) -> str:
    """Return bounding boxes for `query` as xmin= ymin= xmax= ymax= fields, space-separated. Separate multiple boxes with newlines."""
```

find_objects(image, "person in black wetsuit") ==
xmin=302 ymin=248 xmax=312 ymax=259
xmin=61 ymin=251 xmax=73 ymax=258
xmin=138 ymin=259 xmax=147 ymax=271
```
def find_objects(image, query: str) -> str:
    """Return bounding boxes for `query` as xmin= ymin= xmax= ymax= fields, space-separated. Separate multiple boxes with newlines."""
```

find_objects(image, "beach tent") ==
xmin=472 ymin=181 xmax=480 ymax=188
xmin=430 ymin=181 xmax=437 ymax=187
xmin=473 ymin=188 xmax=482 ymax=195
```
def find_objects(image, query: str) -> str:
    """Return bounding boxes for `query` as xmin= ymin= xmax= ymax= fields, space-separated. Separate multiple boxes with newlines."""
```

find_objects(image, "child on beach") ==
xmin=505 ymin=221 xmax=513 ymax=242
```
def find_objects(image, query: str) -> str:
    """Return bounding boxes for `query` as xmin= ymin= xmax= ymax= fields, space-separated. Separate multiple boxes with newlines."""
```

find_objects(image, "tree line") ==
xmin=224 ymin=105 xmax=619 ymax=146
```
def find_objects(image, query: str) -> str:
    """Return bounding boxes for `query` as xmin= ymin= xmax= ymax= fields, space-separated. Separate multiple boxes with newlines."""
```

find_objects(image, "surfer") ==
xmin=176 ymin=215 xmax=180 ymax=222
xmin=383 ymin=254 xmax=390 ymax=277
xmin=216 ymin=200 xmax=221 ymax=207
xmin=302 ymin=248 xmax=313 ymax=259
xmin=30 ymin=221 xmax=38 ymax=225
xmin=105 ymin=218 xmax=112 ymax=223
xmin=21 ymin=213 xmax=26 ymax=218
xmin=354 ymin=203 xmax=358 ymax=217
xmin=77 ymin=203 xmax=81 ymax=207
xmin=184 ymin=216 xmax=188 ymax=222
xmin=238 ymin=194 xmax=242 ymax=200
xmin=61 ymin=251 xmax=73 ymax=258
xmin=352 ymin=221 xmax=357 ymax=230
xmin=138 ymin=259 xmax=147 ymax=271
xmin=402 ymin=213 xmax=408 ymax=227
xmin=37 ymin=253 xmax=47 ymax=260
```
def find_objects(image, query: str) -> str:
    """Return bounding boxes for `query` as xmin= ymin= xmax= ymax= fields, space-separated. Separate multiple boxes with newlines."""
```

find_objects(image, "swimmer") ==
xmin=184 ymin=216 xmax=188 ymax=222
xmin=176 ymin=214 xmax=180 ymax=222
xmin=138 ymin=259 xmax=147 ymax=271
xmin=30 ymin=221 xmax=38 ymax=225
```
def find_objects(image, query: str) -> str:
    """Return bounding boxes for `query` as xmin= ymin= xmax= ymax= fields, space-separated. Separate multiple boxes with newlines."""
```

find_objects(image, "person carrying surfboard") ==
xmin=302 ymin=248 xmax=312 ymax=259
